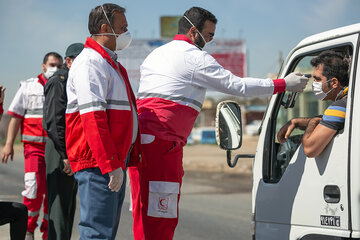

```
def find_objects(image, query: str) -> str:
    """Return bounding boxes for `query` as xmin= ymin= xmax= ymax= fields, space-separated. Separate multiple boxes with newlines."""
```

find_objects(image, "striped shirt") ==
xmin=320 ymin=87 xmax=347 ymax=131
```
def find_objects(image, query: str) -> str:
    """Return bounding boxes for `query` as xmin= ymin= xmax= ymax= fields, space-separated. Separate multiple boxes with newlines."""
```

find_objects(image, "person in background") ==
xmin=65 ymin=4 xmax=141 ymax=239
xmin=43 ymin=43 xmax=84 ymax=240
xmin=0 ymin=86 xmax=28 ymax=240
xmin=129 ymin=6 xmax=309 ymax=240
xmin=1 ymin=52 xmax=63 ymax=240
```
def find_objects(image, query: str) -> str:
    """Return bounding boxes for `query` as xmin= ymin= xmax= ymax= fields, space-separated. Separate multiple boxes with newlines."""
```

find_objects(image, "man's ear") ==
xmin=100 ymin=23 xmax=110 ymax=33
xmin=41 ymin=63 xmax=46 ymax=73
xmin=65 ymin=57 xmax=72 ymax=69
xmin=331 ymin=77 xmax=340 ymax=89
xmin=187 ymin=26 xmax=197 ymax=42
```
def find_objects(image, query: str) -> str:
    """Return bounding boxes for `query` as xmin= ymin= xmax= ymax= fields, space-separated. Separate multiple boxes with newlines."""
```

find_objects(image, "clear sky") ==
xmin=0 ymin=0 xmax=359 ymax=109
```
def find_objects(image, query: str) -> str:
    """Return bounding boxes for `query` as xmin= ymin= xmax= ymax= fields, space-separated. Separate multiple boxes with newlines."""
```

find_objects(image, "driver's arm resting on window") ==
xmin=277 ymin=117 xmax=311 ymax=143
xmin=302 ymin=117 xmax=337 ymax=158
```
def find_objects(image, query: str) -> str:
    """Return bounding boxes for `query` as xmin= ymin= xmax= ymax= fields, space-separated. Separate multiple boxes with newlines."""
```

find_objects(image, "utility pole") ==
xmin=278 ymin=51 xmax=283 ymax=69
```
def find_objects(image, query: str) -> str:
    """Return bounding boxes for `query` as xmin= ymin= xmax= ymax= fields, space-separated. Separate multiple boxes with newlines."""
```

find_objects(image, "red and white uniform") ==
xmin=129 ymin=35 xmax=286 ymax=240
xmin=7 ymin=74 xmax=48 ymax=238
xmin=65 ymin=37 xmax=140 ymax=174
xmin=0 ymin=103 xmax=3 ymax=117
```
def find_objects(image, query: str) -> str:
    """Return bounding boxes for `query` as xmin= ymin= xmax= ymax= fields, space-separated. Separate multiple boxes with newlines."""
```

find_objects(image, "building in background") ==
xmin=205 ymin=39 xmax=247 ymax=78
xmin=160 ymin=16 xmax=182 ymax=38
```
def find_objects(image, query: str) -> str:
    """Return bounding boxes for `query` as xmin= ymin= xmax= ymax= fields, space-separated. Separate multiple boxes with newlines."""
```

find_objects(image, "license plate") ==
xmin=320 ymin=215 xmax=340 ymax=227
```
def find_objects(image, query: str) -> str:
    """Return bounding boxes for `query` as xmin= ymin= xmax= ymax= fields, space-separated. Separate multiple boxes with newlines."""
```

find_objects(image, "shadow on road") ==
xmin=183 ymin=170 xmax=252 ymax=194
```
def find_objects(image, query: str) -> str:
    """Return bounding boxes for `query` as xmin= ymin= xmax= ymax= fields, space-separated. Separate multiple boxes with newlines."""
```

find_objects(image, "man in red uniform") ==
xmin=65 ymin=4 xmax=141 ymax=239
xmin=1 ymin=52 xmax=63 ymax=240
xmin=129 ymin=6 xmax=309 ymax=240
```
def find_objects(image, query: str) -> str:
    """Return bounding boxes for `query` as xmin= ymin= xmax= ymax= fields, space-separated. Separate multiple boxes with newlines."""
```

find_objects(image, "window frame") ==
xmin=262 ymin=43 xmax=354 ymax=183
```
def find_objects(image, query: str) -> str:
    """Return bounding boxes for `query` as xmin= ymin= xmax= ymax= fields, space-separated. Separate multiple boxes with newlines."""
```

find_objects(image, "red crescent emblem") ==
xmin=158 ymin=197 xmax=169 ymax=210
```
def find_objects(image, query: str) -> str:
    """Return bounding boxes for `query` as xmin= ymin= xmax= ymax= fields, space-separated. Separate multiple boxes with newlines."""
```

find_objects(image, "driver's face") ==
xmin=312 ymin=64 xmax=327 ymax=84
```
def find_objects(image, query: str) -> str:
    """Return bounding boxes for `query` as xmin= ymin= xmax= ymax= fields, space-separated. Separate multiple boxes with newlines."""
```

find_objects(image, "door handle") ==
xmin=323 ymin=185 xmax=340 ymax=203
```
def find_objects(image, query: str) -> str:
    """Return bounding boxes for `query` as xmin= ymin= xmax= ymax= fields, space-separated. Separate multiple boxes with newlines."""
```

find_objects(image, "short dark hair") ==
xmin=310 ymin=50 xmax=350 ymax=87
xmin=88 ymin=3 xmax=126 ymax=34
xmin=43 ymin=52 xmax=62 ymax=64
xmin=178 ymin=7 xmax=217 ymax=34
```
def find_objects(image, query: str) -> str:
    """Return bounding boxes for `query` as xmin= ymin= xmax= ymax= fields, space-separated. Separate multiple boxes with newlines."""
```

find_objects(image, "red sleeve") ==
xmin=80 ymin=111 xmax=126 ymax=174
xmin=0 ymin=103 xmax=3 ymax=116
xmin=7 ymin=110 xmax=24 ymax=119
xmin=272 ymin=79 xmax=286 ymax=94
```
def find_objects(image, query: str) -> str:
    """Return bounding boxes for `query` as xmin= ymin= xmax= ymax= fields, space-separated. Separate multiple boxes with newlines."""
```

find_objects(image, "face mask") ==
xmin=93 ymin=31 xmax=132 ymax=51
xmin=93 ymin=5 xmax=132 ymax=51
xmin=114 ymin=31 xmax=132 ymax=50
xmin=312 ymin=80 xmax=333 ymax=100
xmin=203 ymin=39 xmax=216 ymax=51
xmin=206 ymin=39 xmax=216 ymax=47
xmin=183 ymin=15 xmax=207 ymax=50
xmin=44 ymin=67 xmax=58 ymax=79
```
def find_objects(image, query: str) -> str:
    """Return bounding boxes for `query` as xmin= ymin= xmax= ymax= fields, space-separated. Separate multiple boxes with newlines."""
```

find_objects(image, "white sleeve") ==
xmin=8 ymin=82 xmax=26 ymax=117
xmin=72 ymin=60 xmax=109 ymax=115
xmin=192 ymin=52 xmax=275 ymax=97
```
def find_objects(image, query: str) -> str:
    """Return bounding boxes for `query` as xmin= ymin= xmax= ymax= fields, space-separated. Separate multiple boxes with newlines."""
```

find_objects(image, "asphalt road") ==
xmin=0 ymin=151 xmax=252 ymax=240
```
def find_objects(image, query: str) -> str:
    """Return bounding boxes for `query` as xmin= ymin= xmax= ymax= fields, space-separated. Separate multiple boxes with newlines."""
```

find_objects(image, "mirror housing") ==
xmin=215 ymin=101 xmax=242 ymax=150
xmin=216 ymin=101 xmax=255 ymax=168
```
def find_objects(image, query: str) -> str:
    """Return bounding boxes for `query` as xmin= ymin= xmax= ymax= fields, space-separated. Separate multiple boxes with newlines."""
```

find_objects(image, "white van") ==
xmin=216 ymin=23 xmax=360 ymax=239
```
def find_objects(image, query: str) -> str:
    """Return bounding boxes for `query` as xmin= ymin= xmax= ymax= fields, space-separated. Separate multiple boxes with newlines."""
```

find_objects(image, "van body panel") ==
xmin=255 ymin=222 xmax=351 ymax=239
xmin=349 ymin=40 xmax=360 ymax=232
xmin=296 ymin=23 xmax=360 ymax=51
xmin=252 ymin=26 xmax=360 ymax=239
xmin=351 ymin=231 xmax=360 ymax=238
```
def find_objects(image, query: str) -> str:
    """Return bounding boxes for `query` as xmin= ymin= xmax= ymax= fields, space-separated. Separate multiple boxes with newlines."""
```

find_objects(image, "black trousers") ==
xmin=45 ymin=138 xmax=78 ymax=240
xmin=0 ymin=201 xmax=28 ymax=240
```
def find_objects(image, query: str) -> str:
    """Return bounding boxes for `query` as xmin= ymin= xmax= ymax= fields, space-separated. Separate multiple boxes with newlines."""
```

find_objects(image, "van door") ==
xmin=252 ymin=34 xmax=359 ymax=239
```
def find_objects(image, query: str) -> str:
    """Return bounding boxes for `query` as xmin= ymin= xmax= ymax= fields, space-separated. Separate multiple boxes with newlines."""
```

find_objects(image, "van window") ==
xmin=263 ymin=46 xmax=353 ymax=183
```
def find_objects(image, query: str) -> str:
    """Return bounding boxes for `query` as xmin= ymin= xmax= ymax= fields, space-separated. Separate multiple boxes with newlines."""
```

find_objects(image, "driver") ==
xmin=277 ymin=50 xmax=350 ymax=158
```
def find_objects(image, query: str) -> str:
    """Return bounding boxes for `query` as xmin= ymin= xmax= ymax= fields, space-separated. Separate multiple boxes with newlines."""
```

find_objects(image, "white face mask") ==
xmin=44 ymin=67 xmax=58 ymax=79
xmin=114 ymin=31 xmax=132 ymax=50
xmin=93 ymin=5 xmax=132 ymax=51
xmin=312 ymin=80 xmax=333 ymax=100
xmin=203 ymin=39 xmax=216 ymax=51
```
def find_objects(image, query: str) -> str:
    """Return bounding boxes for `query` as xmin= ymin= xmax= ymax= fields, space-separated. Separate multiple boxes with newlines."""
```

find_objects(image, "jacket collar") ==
xmin=84 ymin=37 xmax=136 ymax=104
xmin=335 ymin=86 xmax=348 ymax=101
xmin=84 ymin=37 xmax=119 ymax=70
xmin=173 ymin=34 xmax=195 ymax=45
xmin=37 ymin=73 xmax=47 ymax=86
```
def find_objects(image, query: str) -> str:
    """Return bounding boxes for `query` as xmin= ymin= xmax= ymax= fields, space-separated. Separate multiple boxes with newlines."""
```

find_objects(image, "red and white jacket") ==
xmin=66 ymin=37 xmax=140 ymax=174
xmin=7 ymin=74 xmax=48 ymax=145
xmin=137 ymin=34 xmax=286 ymax=145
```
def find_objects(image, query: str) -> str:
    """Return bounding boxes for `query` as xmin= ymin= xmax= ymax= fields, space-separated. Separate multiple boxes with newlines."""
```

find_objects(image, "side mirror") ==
xmin=216 ymin=101 xmax=255 ymax=168
xmin=215 ymin=101 xmax=242 ymax=150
